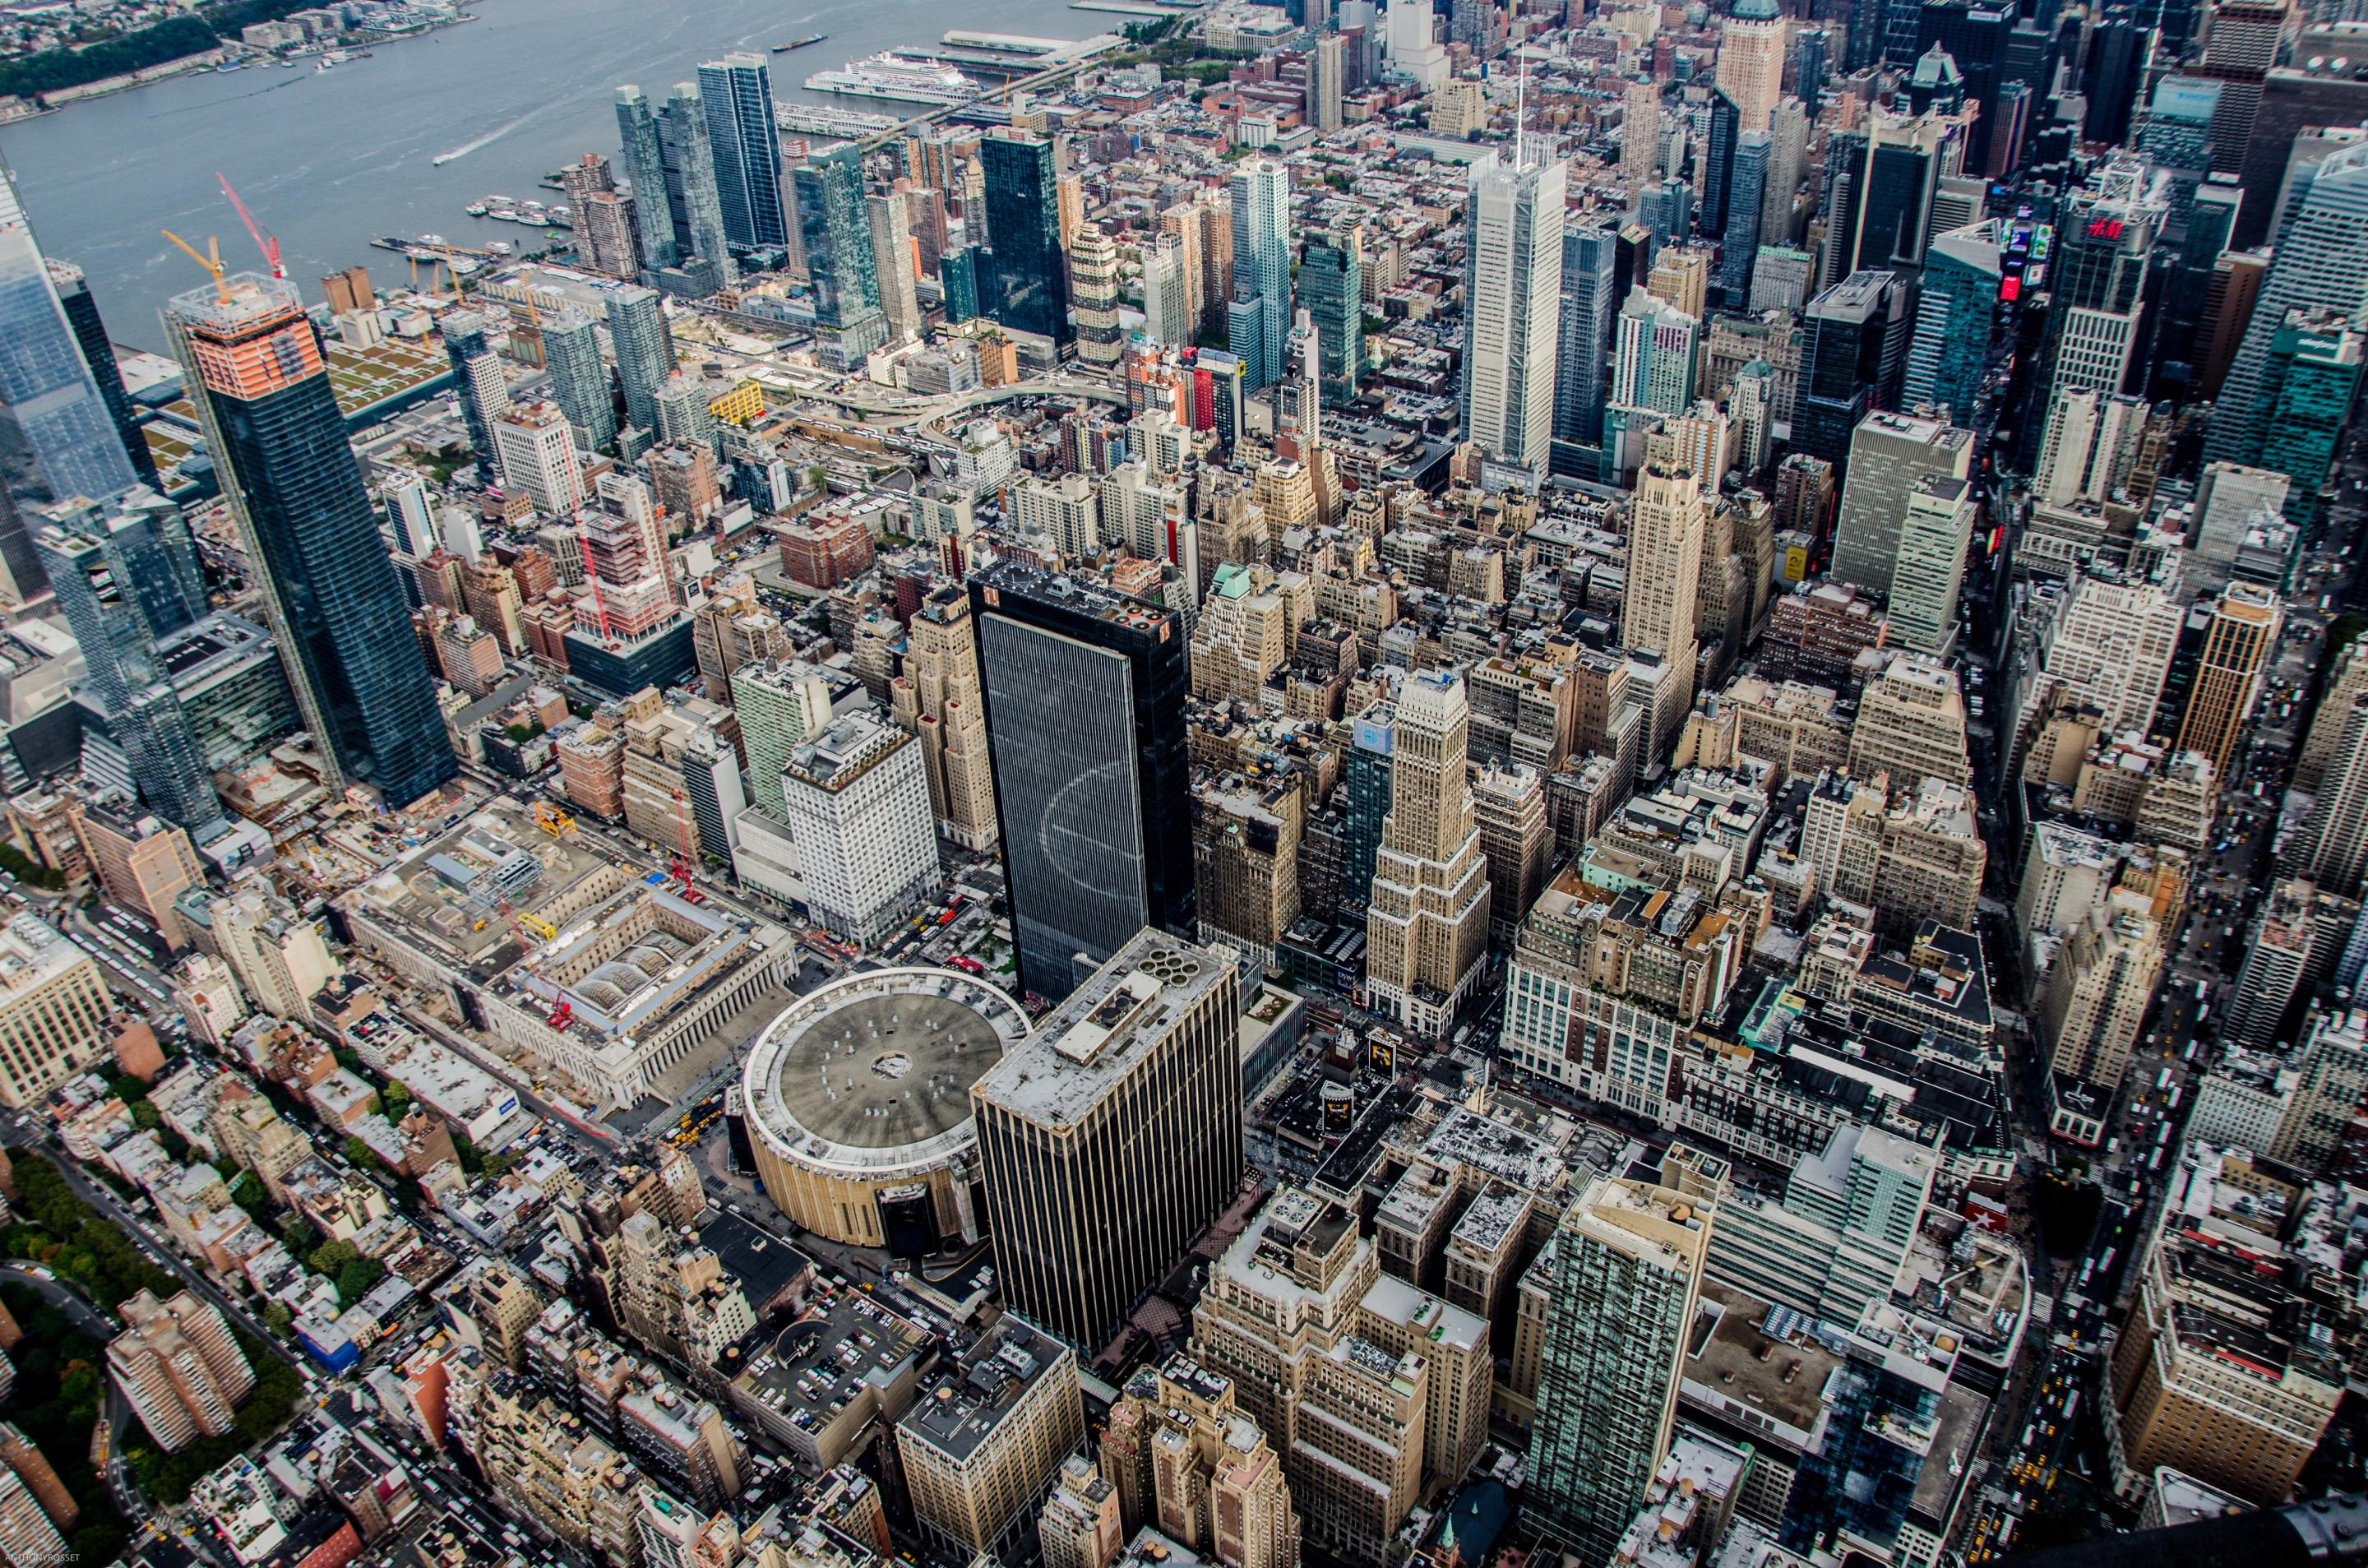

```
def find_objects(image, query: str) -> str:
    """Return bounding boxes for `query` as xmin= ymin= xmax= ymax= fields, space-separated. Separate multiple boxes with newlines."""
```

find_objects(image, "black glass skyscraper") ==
xmin=1295 ymin=235 xmax=1362 ymax=403
xmin=169 ymin=275 xmax=452 ymax=807
xmin=969 ymin=562 xmax=1194 ymax=1001
xmin=36 ymin=489 xmax=221 ymax=831
xmin=697 ymin=55 xmax=789 ymax=253
xmin=49 ymin=259 xmax=159 ymax=490
xmin=978 ymin=134 xmax=1072 ymax=346
xmin=793 ymin=146 xmax=881 ymax=331
xmin=1797 ymin=270 xmax=1909 ymax=469
xmin=1701 ymin=90 xmax=1740 ymax=231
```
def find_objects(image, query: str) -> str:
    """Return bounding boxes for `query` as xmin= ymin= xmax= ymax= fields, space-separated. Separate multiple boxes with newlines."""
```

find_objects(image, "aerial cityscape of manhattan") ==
xmin=0 ymin=0 xmax=2364 ymax=1563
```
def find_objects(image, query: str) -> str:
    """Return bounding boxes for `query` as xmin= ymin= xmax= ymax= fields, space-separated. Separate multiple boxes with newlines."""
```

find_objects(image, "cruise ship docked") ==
xmin=804 ymin=52 xmax=978 ymax=105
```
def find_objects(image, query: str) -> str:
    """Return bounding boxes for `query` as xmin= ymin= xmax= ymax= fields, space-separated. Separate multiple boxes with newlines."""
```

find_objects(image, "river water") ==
xmin=0 ymin=0 xmax=1100 ymax=347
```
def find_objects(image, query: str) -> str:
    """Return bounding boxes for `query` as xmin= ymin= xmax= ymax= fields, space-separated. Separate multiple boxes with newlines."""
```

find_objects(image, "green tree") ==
xmin=307 ymin=1239 xmax=358 ymax=1276
xmin=261 ymin=1301 xmax=294 ymax=1334
xmin=335 ymin=1256 xmax=385 ymax=1305
xmin=342 ymin=1136 xmax=382 ymax=1173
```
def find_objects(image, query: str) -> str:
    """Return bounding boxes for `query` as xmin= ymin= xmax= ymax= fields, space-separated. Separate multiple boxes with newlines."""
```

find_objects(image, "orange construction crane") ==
xmin=668 ymin=788 xmax=705 ymax=904
xmin=215 ymin=173 xmax=283 ymax=279
xmin=161 ymin=230 xmax=229 ymax=303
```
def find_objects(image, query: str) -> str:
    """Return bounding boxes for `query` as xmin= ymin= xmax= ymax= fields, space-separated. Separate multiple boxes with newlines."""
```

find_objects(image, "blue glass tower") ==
xmin=1902 ymin=220 xmax=1999 ymax=422
xmin=1720 ymin=132 xmax=1770 ymax=308
xmin=613 ymin=86 xmax=681 ymax=273
xmin=698 ymin=55 xmax=789 ymax=253
xmin=0 ymin=164 xmax=138 ymax=510
xmin=2209 ymin=142 xmax=2368 ymax=467
xmin=540 ymin=308 xmax=617 ymax=454
xmin=978 ymin=134 xmax=1071 ymax=346
xmin=664 ymin=81 xmax=735 ymax=284
xmin=1295 ymin=235 xmax=1362 ymax=404
xmin=1229 ymin=158 xmax=1292 ymax=388
xmin=36 ymin=490 xmax=223 ymax=831
xmin=1552 ymin=224 xmax=1617 ymax=480
xmin=169 ymin=275 xmax=453 ymax=807
xmin=49 ymin=259 xmax=160 ymax=490
xmin=605 ymin=284 xmax=677 ymax=435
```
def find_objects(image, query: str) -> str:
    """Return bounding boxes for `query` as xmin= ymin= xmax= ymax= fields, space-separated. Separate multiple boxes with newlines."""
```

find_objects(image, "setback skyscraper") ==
xmin=697 ymin=55 xmax=789 ymax=253
xmin=1228 ymin=159 xmax=1291 ymax=389
xmin=0 ymin=164 xmax=138 ymax=509
xmin=168 ymin=274 xmax=452 ymax=807
xmin=1459 ymin=146 xmax=1567 ymax=483
xmin=792 ymin=146 xmax=888 ymax=368
xmin=969 ymin=562 xmax=1195 ymax=1001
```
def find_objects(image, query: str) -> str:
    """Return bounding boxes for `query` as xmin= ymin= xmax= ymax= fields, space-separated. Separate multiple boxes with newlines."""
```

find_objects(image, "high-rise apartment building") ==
xmin=607 ymin=285 xmax=678 ymax=437
xmin=1829 ymin=411 xmax=1974 ymax=600
xmin=35 ymin=491 xmax=220 ymax=831
xmin=867 ymin=192 xmax=923 ymax=343
xmin=0 ymin=1465 xmax=64 ymax=1568
xmin=969 ymin=563 xmax=1195 ymax=1001
xmin=1459 ymin=147 xmax=1566 ymax=483
xmin=1847 ymin=653 xmax=1973 ymax=790
xmin=1296 ymin=233 xmax=1362 ymax=405
xmin=1526 ymin=1177 xmax=1713 ymax=1562
xmin=613 ymin=86 xmax=681 ymax=272
xmin=109 ymin=1289 xmax=255 ymax=1452
xmin=1071 ymin=225 xmax=1122 ymax=369
xmin=980 ymin=134 xmax=1072 ymax=347
xmin=168 ymin=274 xmax=453 ymax=806
xmin=0 ymin=164 xmax=137 ymax=510
xmin=793 ymin=146 xmax=887 ymax=368
xmin=1365 ymin=670 xmax=1491 ymax=1036
xmin=660 ymin=81 xmax=735 ymax=284
xmin=539 ymin=308 xmax=617 ymax=454
xmin=490 ymin=401 xmax=583 ymax=516
xmin=776 ymin=710 xmax=940 ymax=944
xmin=1228 ymin=160 xmax=1291 ymax=389
xmin=697 ymin=54 xmax=788 ymax=252
xmin=2173 ymin=582 xmax=2282 ymax=775
xmin=972 ymin=930 xmax=1242 ymax=1348
xmin=1308 ymin=33 xmax=1344 ymax=131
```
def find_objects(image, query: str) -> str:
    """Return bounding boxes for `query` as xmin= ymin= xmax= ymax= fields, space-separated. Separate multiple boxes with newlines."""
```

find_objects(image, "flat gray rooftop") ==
xmin=772 ymin=992 xmax=1003 ymax=1149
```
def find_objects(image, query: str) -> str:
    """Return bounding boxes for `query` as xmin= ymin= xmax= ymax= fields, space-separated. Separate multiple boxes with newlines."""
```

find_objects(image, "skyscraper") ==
xmin=49 ymin=259 xmax=160 ymax=490
xmin=1821 ymin=106 xmax=1968 ymax=284
xmin=1795 ymin=270 xmax=1909 ymax=469
xmin=0 ymin=165 xmax=138 ymax=508
xmin=606 ymin=285 xmax=677 ymax=435
xmin=979 ymin=133 xmax=1072 ymax=347
xmin=867 ymin=193 xmax=923 ymax=343
xmin=1903 ymin=219 xmax=2000 ymax=421
xmin=2210 ymin=143 xmax=2368 ymax=465
xmin=613 ymin=86 xmax=681 ymax=273
xmin=2033 ymin=158 xmax=2163 ymax=483
xmin=1525 ymin=1177 xmax=1712 ymax=1563
xmin=440 ymin=309 xmax=509 ymax=465
xmin=1829 ymin=410 xmax=1974 ymax=599
xmin=1603 ymin=287 xmax=1699 ymax=479
xmin=1295 ymin=233 xmax=1362 ymax=405
xmin=1364 ymin=669 xmax=1491 ymax=1035
xmin=1889 ymin=473 xmax=1975 ymax=654
xmin=1715 ymin=0 xmax=1788 ymax=131
xmin=697 ymin=54 xmax=788 ymax=253
xmin=168 ymin=274 xmax=453 ymax=807
xmin=539 ymin=308 xmax=617 ymax=455
xmin=1308 ymin=33 xmax=1344 ymax=132
xmin=969 ymin=562 xmax=1195 ymax=1001
xmin=1142 ymin=233 xmax=1192 ymax=349
xmin=2255 ymin=310 xmax=2365 ymax=532
xmin=792 ymin=146 xmax=887 ymax=368
xmin=1458 ymin=147 xmax=1566 ymax=482
xmin=971 ymin=930 xmax=1243 ymax=1348
xmin=2174 ymin=581 xmax=2282 ymax=775
xmin=1552 ymin=224 xmax=1617 ymax=479
xmin=1228 ymin=159 xmax=1291 ymax=389
xmin=1718 ymin=132 xmax=1771 ymax=308
xmin=663 ymin=81 xmax=735 ymax=284
xmin=35 ymin=491 xmax=221 ymax=832
xmin=1624 ymin=461 xmax=1707 ymax=758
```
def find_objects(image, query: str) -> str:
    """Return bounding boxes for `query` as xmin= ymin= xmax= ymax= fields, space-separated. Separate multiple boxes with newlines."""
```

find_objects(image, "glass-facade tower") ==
xmin=613 ymin=86 xmax=682 ymax=273
xmin=698 ymin=55 xmax=789 ymax=252
xmin=1294 ymin=236 xmax=1362 ymax=404
xmin=978 ymin=135 xmax=1072 ymax=346
xmin=0 ymin=164 xmax=138 ymax=511
xmin=169 ymin=274 xmax=453 ymax=807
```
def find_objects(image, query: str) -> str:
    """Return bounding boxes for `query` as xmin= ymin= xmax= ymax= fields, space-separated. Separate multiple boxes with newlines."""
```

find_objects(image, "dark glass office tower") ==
xmin=1295 ymin=234 xmax=1362 ymax=403
xmin=169 ymin=275 xmax=453 ymax=807
xmin=613 ymin=86 xmax=681 ymax=273
xmin=978 ymin=134 xmax=1071 ymax=346
xmin=1700 ymin=90 xmax=1739 ymax=231
xmin=35 ymin=491 xmax=221 ymax=831
xmin=1552 ymin=223 xmax=1616 ymax=480
xmin=1797 ymin=270 xmax=1908 ymax=469
xmin=969 ymin=562 xmax=1194 ymax=1001
xmin=48 ymin=259 xmax=159 ymax=490
xmin=1721 ymin=132 xmax=1771 ymax=308
xmin=792 ymin=146 xmax=887 ymax=368
xmin=697 ymin=54 xmax=789 ymax=252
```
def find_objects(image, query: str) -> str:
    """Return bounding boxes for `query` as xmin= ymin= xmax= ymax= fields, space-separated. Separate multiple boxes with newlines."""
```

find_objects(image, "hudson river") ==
xmin=0 ymin=0 xmax=1100 ymax=346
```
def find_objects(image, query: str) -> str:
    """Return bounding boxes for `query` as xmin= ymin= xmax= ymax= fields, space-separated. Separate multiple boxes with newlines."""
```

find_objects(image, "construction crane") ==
xmin=215 ymin=173 xmax=284 ymax=279
xmin=160 ymin=230 xmax=229 ymax=303
xmin=495 ymin=895 xmax=573 ymax=1029
xmin=668 ymin=788 xmax=705 ymax=904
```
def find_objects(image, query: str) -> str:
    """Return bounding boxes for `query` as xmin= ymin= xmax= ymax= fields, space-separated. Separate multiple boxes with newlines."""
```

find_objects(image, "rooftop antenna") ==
xmin=1515 ymin=47 xmax=1528 ymax=168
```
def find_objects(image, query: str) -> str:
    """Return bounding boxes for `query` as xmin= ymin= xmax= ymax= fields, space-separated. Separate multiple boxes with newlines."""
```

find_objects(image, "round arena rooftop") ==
xmin=741 ymin=968 xmax=1030 ymax=1248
